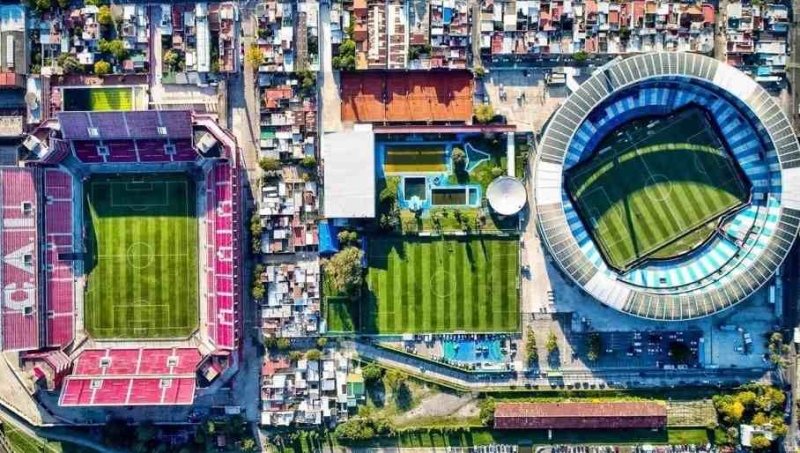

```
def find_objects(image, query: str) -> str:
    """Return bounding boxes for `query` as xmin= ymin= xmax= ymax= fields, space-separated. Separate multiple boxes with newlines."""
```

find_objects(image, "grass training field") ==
xmin=352 ymin=236 xmax=519 ymax=334
xmin=565 ymin=108 xmax=749 ymax=271
xmin=84 ymin=174 xmax=199 ymax=339
xmin=63 ymin=87 xmax=133 ymax=111
xmin=384 ymin=145 xmax=447 ymax=173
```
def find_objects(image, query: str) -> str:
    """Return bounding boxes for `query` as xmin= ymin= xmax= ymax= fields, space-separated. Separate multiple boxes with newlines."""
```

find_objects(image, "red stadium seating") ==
xmin=71 ymin=137 xmax=199 ymax=164
xmin=59 ymin=347 xmax=201 ymax=407
xmin=205 ymin=163 xmax=236 ymax=350
xmin=1 ymin=169 xmax=39 ymax=351
xmin=44 ymin=169 xmax=75 ymax=348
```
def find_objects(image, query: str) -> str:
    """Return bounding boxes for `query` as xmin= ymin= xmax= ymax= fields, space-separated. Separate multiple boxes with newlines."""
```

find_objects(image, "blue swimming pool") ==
xmin=443 ymin=340 xmax=504 ymax=363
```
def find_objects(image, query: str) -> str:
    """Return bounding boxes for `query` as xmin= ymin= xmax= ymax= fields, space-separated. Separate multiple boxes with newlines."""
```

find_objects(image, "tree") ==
xmin=97 ymin=5 xmax=112 ymax=26
xmin=299 ymin=70 xmax=316 ymax=95
xmin=474 ymin=103 xmax=495 ymax=124
xmin=306 ymin=349 xmax=322 ymax=360
xmin=163 ymin=50 xmax=180 ymax=70
xmin=362 ymin=363 xmax=383 ymax=382
xmin=316 ymin=337 xmax=328 ymax=348
xmin=333 ymin=40 xmax=356 ymax=71
xmin=241 ymin=438 xmax=257 ymax=452
xmin=252 ymin=282 xmax=265 ymax=301
xmin=300 ymin=156 xmax=317 ymax=168
xmin=752 ymin=412 xmax=770 ymax=426
xmin=383 ymin=369 xmax=403 ymax=391
xmin=334 ymin=417 xmax=393 ymax=442
xmin=277 ymin=338 xmax=291 ymax=351
xmin=715 ymin=399 xmax=745 ymax=424
xmin=324 ymin=247 xmax=364 ymax=296
xmin=491 ymin=166 xmax=505 ymax=178
xmin=474 ymin=66 xmax=487 ymax=78
xmin=259 ymin=157 xmax=281 ymax=172
xmin=98 ymin=39 xmax=128 ymax=62
xmin=573 ymin=50 xmax=590 ymax=62
xmin=479 ymin=397 xmax=496 ymax=425
xmin=57 ymin=54 xmax=83 ymax=74
xmin=245 ymin=44 xmax=263 ymax=68
xmin=525 ymin=327 xmax=538 ymax=366
xmin=94 ymin=60 xmax=111 ymax=76
xmin=587 ymin=333 xmax=601 ymax=362
xmin=750 ymin=434 xmax=771 ymax=451
xmin=379 ymin=177 xmax=400 ymax=207
xmin=288 ymin=350 xmax=303 ymax=362
xmin=546 ymin=331 xmax=558 ymax=354
xmin=337 ymin=230 xmax=358 ymax=246
xmin=451 ymin=147 xmax=466 ymax=171
xmin=756 ymin=386 xmax=785 ymax=412
xmin=771 ymin=417 xmax=789 ymax=436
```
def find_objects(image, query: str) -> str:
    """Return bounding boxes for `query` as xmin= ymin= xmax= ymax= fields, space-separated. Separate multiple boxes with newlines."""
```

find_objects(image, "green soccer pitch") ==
xmin=358 ymin=236 xmax=519 ymax=334
xmin=564 ymin=108 xmax=750 ymax=272
xmin=84 ymin=174 xmax=199 ymax=339
xmin=63 ymin=87 xmax=133 ymax=112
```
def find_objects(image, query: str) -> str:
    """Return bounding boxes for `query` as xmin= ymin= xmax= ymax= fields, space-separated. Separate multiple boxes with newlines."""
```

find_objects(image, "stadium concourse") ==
xmin=0 ymin=110 xmax=243 ymax=410
xmin=534 ymin=53 xmax=800 ymax=321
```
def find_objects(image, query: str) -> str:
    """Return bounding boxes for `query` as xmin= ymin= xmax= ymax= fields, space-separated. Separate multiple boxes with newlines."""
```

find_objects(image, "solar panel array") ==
xmin=534 ymin=53 xmax=800 ymax=320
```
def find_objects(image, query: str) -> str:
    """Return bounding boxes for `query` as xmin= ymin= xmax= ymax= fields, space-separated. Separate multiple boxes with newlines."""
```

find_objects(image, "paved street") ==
xmin=346 ymin=341 xmax=772 ymax=391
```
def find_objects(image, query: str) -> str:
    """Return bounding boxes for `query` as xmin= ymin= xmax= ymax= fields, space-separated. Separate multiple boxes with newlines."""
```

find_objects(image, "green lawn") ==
xmin=326 ymin=297 xmax=358 ymax=333
xmin=63 ymin=87 xmax=133 ymax=111
xmin=84 ymin=174 xmax=198 ymax=339
xmin=384 ymin=145 xmax=447 ymax=173
xmin=358 ymin=236 xmax=519 ymax=334
xmin=564 ymin=108 xmax=749 ymax=271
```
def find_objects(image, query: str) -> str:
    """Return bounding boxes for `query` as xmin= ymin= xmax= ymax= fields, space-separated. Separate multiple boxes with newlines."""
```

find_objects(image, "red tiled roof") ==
xmin=702 ymin=4 xmax=715 ymax=24
xmin=494 ymin=402 xmax=667 ymax=430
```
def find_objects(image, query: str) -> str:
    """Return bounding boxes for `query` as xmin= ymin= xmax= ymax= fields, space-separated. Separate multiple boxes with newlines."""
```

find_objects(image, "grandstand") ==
xmin=0 ymin=110 xmax=243 ymax=408
xmin=534 ymin=53 xmax=800 ymax=320
xmin=340 ymin=71 xmax=473 ymax=123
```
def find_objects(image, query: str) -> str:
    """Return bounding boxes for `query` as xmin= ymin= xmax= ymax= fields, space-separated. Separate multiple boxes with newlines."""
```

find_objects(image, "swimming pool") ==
xmin=443 ymin=340 xmax=504 ymax=363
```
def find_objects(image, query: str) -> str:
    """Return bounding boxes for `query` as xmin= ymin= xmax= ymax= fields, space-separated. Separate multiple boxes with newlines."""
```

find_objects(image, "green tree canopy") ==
xmin=474 ymin=104 xmax=495 ymax=124
xmin=94 ymin=60 xmax=111 ymax=76
xmin=324 ymin=247 xmax=364 ymax=296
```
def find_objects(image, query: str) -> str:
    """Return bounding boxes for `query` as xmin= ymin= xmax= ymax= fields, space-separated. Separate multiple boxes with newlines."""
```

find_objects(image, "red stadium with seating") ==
xmin=0 ymin=111 xmax=243 ymax=410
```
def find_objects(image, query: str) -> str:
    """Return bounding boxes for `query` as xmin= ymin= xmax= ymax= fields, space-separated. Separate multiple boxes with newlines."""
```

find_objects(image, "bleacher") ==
xmin=59 ymin=347 xmax=201 ymax=407
xmin=0 ymin=168 xmax=40 ymax=351
xmin=58 ymin=111 xmax=200 ymax=164
xmin=205 ymin=162 xmax=237 ymax=350
xmin=534 ymin=52 xmax=800 ymax=320
xmin=44 ymin=169 xmax=75 ymax=348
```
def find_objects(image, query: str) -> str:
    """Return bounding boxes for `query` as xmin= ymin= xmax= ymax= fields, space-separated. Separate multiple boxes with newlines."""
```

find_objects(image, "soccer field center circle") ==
xmin=127 ymin=242 xmax=155 ymax=269
xmin=533 ymin=53 xmax=800 ymax=321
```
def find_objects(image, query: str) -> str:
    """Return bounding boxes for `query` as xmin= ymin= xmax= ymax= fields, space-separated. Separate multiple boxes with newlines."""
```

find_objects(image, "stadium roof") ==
xmin=57 ymin=111 xmax=193 ymax=141
xmin=534 ymin=53 xmax=800 ymax=320
xmin=322 ymin=128 xmax=376 ymax=218
xmin=494 ymin=402 xmax=667 ymax=430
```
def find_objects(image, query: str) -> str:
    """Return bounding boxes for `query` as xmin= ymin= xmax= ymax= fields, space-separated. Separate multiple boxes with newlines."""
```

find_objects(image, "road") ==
xmin=230 ymin=2 xmax=261 ymax=195
xmin=346 ymin=341 xmax=770 ymax=391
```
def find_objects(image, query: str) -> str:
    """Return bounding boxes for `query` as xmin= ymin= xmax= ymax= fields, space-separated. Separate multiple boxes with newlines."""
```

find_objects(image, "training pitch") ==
xmin=564 ymin=108 xmax=750 ymax=271
xmin=358 ymin=236 xmax=519 ymax=334
xmin=384 ymin=145 xmax=447 ymax=173
xmin=63 ymin=87 xmax=133 ymax=112
xmin=84 ymin=174 xmax=199 ymax=339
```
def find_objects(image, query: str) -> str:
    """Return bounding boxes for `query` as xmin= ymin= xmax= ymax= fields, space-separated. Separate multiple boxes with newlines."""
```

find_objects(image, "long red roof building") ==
xmin=494 ymin=402 xmax=668 ymax=430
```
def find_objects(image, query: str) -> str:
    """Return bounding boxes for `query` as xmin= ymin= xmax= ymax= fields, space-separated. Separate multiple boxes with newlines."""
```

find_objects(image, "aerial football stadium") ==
xmin=0 ymin=110 xmax=242 ymax=408
xmin=534 ymin=53 xmax=800 ymax=320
